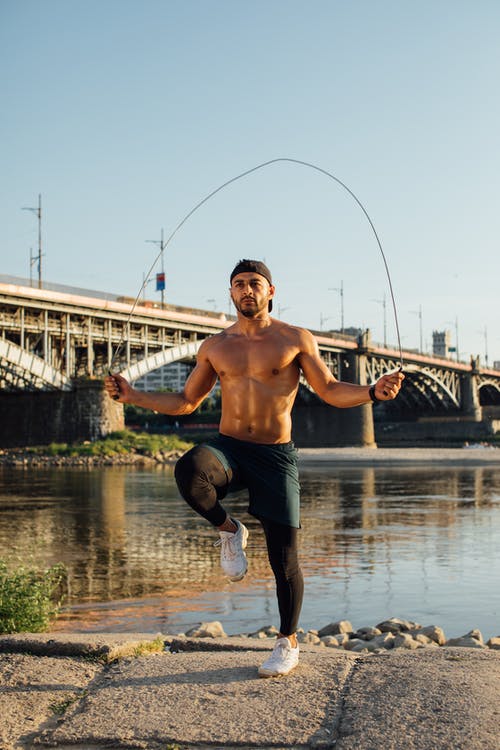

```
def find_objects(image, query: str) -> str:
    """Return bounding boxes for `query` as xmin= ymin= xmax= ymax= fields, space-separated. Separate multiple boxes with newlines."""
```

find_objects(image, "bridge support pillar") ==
xmin=292 ymin=332 xmax=376 ymax=448
xmin=462 ymin=357 xmax=482 ymax=421
xmin=0 ymin=379 xmax=124 ymax=448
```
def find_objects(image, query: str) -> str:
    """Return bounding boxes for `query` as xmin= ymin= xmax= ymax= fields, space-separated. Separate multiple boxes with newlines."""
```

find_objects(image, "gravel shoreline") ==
xmin=1 ymin=444 xmax=499 ymax=468
xmin=179 ymin=616 xmax=500 ymax=653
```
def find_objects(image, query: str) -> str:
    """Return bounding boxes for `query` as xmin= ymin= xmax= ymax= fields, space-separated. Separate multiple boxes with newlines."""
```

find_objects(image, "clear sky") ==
xmin=2 ymin=0 xmax=499 ymax=365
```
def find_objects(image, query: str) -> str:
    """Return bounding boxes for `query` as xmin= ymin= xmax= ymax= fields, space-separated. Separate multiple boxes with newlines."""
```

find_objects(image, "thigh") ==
xmin=175 ymin=444 xmax=241 ymax=499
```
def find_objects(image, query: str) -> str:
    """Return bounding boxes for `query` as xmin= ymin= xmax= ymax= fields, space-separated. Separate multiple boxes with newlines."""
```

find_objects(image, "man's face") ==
xmin=230 ymin=272 xmax=275 ymax=318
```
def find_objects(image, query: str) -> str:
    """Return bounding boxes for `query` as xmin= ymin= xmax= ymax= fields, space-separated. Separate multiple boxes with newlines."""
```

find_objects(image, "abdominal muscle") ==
xmin=218 ymin=376 xmax=298 ymax=444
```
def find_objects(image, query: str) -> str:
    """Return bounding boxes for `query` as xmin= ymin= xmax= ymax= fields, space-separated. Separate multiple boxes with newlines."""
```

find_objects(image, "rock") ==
xmin=354 ymin=626 xmax=382 ymax=640
xmin=464 ymin=629 xmax=484 ymax=645
xmin=344 ymin=638 xmax=366 ymax=651
xmin=185 ymin=621 xmax=227 ymax=638
xmin=376 ymin=617 xmax=414 ymax=633
xmin=297 ymin=631 xmax=321 ymax=645
xmin=370 ymin=632 xmax=395 ymax=650
xmin=350 ymin=642 xmax=372 ymax=653
xmin=320 ymin=635 xmax=342 ymax=648
xmin=408 ymin=625 xmax=446 ymax=646
xmin=248 ymin=625 xmax=279 ymax=638
xmin=445 ymin=636 xmax=486 ymax=649
xmin=486 ymin=637 xmax=500 ymax=650
xmin=414 ymin=634 xmax=439 ymax=648
xmin=334 ymin=633 xmax=350 ymax=646
xmin=317 ymin=620 xmax=353 ymax=638
xmin=393 ymin=633 xmax=421 ymax=650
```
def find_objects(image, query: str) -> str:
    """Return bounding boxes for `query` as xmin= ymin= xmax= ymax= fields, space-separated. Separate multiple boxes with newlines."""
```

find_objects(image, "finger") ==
xmin=107 ymin=372 xmax=121 ymax=401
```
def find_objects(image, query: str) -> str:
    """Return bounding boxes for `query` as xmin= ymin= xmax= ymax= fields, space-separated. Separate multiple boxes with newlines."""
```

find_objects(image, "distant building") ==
xmin=432 ymin=330 xmax=453 ymax=358
xmin=493 ymin=361 xmax=500 ymax=371
xmin=133 ymin=361 xmax=193 ymax=392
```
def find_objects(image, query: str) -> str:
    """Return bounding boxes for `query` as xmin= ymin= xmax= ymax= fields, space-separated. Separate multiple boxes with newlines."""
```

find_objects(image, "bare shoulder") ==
xmin=197 ymin=329 xmax=232 ymax=357
xmin=273 ymin=319 xmax=316 ymax=351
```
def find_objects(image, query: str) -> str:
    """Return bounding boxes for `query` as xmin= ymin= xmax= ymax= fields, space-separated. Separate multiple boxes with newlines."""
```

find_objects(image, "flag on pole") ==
xmin=156 ymin=272 xmax=165 ymax=291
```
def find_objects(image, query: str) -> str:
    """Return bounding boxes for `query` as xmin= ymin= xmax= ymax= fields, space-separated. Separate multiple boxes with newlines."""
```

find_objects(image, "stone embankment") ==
xmin=0 ymin=448 xmax=184 ymax=468
xmin=182 ymin=616 xmax=500 ymax=652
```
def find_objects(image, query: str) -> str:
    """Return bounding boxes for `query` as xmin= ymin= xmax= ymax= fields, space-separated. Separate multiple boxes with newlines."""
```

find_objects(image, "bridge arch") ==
xmin=120 ymin=340 xmax=203 ymax=383
xmin=0 ymin=339 xmax=72 ymax=391
xmin=478 ymin=377 xmax=500 ymax=405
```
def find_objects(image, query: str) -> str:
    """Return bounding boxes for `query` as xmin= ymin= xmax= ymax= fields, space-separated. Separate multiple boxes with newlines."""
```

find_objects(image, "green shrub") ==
xmin=0 ymin=560 xmax=66 ymax=633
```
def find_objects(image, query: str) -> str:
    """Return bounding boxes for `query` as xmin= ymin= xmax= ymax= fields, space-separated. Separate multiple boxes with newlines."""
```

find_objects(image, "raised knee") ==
xmin=174 ymin=446 xmax=224 ymax=497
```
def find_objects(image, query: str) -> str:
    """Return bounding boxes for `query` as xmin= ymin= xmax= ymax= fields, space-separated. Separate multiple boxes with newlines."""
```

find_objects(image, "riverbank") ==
xmin=1 ymin=441 xmax=500 ymax=467
xmin=1 ymin=421 xmax=499 ymax=469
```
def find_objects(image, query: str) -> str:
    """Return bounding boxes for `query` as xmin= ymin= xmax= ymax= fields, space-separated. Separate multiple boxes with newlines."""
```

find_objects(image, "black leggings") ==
xmin=175 ymin=446 xmax=304 ymax=636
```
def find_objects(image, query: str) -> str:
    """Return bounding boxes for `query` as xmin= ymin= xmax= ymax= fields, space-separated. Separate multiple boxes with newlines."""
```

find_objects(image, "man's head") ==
xmin=230 ymin=259 xmax=274 ymax=316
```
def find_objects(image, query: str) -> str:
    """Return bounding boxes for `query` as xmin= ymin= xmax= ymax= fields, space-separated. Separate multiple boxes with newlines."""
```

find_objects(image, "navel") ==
xmin=272 ymin=368 xmax=279 ymax=375
xmin=247 ymin=425 xmax=253 ymax=434
xmin=220 ymin=370 xmax=226 ymax=377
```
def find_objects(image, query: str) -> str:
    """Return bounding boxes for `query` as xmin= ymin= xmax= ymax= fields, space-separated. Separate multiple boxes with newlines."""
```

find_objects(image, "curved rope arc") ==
xmin=111 ymin=158 xmax=403 ymax=370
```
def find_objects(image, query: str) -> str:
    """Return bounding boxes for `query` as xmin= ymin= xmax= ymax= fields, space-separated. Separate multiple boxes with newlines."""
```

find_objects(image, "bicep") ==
xmin=297 ymin=334 xmax=337 ymax=398
xmin=183 ymin=351 xmax=218 ymax=405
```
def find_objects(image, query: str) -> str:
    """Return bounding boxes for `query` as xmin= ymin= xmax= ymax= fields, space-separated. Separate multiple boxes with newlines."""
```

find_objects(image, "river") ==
xmin=1 ymin=455 xmax=499 ymax=639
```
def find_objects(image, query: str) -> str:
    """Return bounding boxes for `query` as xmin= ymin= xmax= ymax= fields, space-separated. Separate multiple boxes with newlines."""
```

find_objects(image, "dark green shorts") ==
xmin=204 ymin=433 xmax=301 ymax=528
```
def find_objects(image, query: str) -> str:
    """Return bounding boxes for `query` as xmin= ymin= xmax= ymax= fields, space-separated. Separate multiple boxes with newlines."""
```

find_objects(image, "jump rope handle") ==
xmin=383 ymin=364 xmax=404 ymax=397
xmin=108 ymin=370 xmax=120 ymax=401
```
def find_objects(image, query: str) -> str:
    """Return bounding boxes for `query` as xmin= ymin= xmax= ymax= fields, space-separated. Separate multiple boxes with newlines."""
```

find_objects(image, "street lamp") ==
xmin=278 ymin=305 xmax=290 ymax=320
xmin=329 ymin=281 xmax=344 ymax=332
xmin=478 ymin=325 xmax=489 ymax=367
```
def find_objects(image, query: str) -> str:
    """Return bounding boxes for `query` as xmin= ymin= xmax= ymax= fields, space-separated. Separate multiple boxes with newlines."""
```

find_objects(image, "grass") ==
xmin=0 ymin=559 xmax=66 ymax=633
xmin=25 ymin=430 xmax=193 ymax=459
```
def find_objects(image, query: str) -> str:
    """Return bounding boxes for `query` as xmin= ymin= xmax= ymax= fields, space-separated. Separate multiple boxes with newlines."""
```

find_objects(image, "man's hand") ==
xmin=372 ymin=370 xmax=405 ymax=401
xmin=104 ymin=373 xmax=133 ymax=403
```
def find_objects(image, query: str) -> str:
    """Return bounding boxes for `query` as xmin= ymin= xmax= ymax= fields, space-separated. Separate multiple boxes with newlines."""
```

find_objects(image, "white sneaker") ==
xmin=258 ymin=637 xmax=299 ymax=678
xmin=214 ymin=520 xmax=249 ymax=582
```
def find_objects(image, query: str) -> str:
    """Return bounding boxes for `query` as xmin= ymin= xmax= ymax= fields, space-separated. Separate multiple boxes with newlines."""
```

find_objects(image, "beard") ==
xmin=234 ymin=297 xmax=268 ymax=317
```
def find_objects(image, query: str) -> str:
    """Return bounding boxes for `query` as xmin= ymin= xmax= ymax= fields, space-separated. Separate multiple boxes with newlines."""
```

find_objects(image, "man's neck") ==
xmin=235 ymin=312 xmax=273 ymax=336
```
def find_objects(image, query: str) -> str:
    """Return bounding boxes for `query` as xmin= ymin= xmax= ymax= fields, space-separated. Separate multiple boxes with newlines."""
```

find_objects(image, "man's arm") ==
xmin=297 ymin=329 xmax=404 ymax=407
xmin=104 ymin=339 xmax=218 ymax=415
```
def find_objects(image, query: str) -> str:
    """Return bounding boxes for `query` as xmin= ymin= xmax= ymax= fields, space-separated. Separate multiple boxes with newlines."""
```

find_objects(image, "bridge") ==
xmin=1 ymin=278 xmax=499 ymax=447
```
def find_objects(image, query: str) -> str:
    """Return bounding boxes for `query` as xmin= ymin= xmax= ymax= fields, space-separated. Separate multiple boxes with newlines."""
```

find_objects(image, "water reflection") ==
xmin=0 ymin=464 xmax=499 ymax=638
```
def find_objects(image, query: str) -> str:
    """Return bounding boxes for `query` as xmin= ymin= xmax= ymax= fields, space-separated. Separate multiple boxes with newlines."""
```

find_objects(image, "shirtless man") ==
xmin=105 ymin=259 xmax=404 ymax=677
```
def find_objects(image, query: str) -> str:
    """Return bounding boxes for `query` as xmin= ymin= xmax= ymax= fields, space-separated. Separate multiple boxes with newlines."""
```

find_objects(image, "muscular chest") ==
xmin=210 ymin=336 xmax=298 ymax=381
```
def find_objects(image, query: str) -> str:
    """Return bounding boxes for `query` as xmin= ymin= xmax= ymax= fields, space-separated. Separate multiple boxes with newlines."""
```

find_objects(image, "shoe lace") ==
xmin=214 ymin=533 xmax=237 ymax=560
xmin=269 ymin=639 xmax=290 ymax=663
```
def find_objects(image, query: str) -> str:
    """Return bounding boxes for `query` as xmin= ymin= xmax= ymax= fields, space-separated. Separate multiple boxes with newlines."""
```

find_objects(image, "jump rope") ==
xmin=109 ymin=157 xmax=404 ymax=395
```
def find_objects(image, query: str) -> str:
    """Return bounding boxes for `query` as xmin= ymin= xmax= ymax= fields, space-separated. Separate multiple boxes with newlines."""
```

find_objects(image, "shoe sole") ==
xmin=227 ymin=524 xmax=249 ymax=582
xmin=258 ymin=663 xmax=298 ymax=678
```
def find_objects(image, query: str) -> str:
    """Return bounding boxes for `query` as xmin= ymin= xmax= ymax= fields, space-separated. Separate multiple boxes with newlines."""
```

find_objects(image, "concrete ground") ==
xmin=0 ymin=632 xmax=499 ymax=750
xmin=297 ymin=445 xmax=500 ymax=467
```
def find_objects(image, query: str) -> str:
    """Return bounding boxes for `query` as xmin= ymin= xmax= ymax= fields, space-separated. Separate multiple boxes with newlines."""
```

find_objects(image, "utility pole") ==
xmin=146 ymin=228 xmax=166 ymax=308
xmin=329 ymin=281 xmax=344 ymax=332
xmin=320 ymin=313 xmax=331 ymax=331
xmin=22 ymin=194 xmax=43 ymax=289
xmin=446 ymin=317 xmax=460 ymax=362
xmin=479 ymin=325 xmax=489 ymax=367
xmin=410 ymin=304 xmax=423 ymax=353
